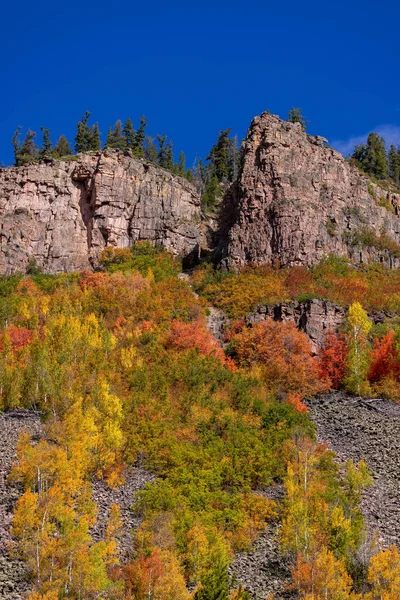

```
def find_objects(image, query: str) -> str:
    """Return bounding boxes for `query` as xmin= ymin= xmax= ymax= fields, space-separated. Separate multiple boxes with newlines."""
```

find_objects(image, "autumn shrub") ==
xmin=165 ymin=319 xmax=235 ymax=369
xmin=192 ymin=265 xmax=288 ymax=319
xmin=230 ymin=320 xmax=328 ymax=399
xmin=99 ymin=240 xmax=181 ymax=280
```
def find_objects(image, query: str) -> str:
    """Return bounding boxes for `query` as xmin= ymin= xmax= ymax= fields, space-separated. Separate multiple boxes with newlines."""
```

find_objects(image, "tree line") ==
xmin=10 ymin=113 xmax=242 ymax=212
xmin=351 ymin=132 xmax=400 ymax=186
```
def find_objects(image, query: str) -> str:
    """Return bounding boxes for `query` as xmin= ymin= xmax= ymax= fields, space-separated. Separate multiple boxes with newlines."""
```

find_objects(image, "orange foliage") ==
xmin=287 ymin=393 xmax=309 ymax=413
xmin=318 ymin=331 xmax=348 ymax=388
xmin=166 ymin=319 xmax=236 ymax=370
xmin=291 ymin=548 xmax=353 ymax=599
xmin=232 ymin=320 xmax=327 ymax=398
xmin=368 ymin=330 xmax=400 ymax=383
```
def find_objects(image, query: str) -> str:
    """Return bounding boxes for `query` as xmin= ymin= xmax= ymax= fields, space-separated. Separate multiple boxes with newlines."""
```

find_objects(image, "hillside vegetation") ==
xmin=1 ymin=244 xmax=400 ymax=599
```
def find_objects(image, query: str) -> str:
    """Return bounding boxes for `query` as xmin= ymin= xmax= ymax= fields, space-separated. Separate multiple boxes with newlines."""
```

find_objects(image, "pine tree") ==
xmin=88 ymin=122 xmax=101 ymax=151
xmin=388 ymin=144 xmax=400 ymax=186
xmin=163 ymin=140 xmax=174 ymax=171
xmin=157 ymin=134 xmax=168 ymax=166
xmin=360 ymin=133 xmax=388 ymax=180
xmin=53 ymin=135 xmax=72 ymax=158
xmin=177 ymin=151 xmax=186 ymax=176
xmin=288 ymin=107 xmax=309 ymax=131
xmin=123 ymin=118 xmax=135 ymax=150
xmin=39 ymin=127 xmax=52 ymax=159
xmin=143 ymin=136 xmax=158 ymax=164
xmin=12 ymin=128 xmax=39 ymax=166
xmin=352 ymin=143 xmax=366 ymax=166
xmin=133 ymin=115 xmax=147 ymax=157
xmin=12 ymin=127 xmax=22 ymax=166
xmin=201 ymin=176 xmax=221 ymax=212
xmin=105 ymin=120 xmax=125 ymax=150
xmin=207 ymin=129 xmax=231 ymax=182
xmin=75 ymin=111 xmax=91 ymax=153
xmin=194 ymin=559 xmax=229 ymax=600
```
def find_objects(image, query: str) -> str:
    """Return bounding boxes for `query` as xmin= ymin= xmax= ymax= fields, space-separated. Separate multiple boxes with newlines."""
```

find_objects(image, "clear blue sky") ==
xmin=1 ymin=0 xmax=399 ymax=167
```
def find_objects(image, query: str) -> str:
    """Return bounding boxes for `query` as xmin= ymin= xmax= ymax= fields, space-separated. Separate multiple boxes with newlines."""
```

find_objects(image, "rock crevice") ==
xmin=0 ymin=151 xmax=201 ymax=274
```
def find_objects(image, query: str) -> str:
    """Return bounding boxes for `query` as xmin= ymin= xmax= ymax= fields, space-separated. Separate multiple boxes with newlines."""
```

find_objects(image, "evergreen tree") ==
xmin=12 ymin=126 xmax=22 ymax=166
xmin=207 ymin=129 xmax=231 ymax=182
xmin=287 ymin=107 xmax=309 ymax=131
xmin=39 ymin=127 xmax=52 ymax=159
xmin=201 ymin=176 xmax=221 ymax=212
xmin=157 ymin=134 xmax=168 ymax=166
xmin=158 ymin=138 xmax=174 ymax=171
xmin=122 ymin=118 xmax=135 ymax=150
xmin=75 ymin=111 xmax=91 ymax=153
xmin=53 ymin=135 xmax=72 ymax=158
xmin=12 ymin=128 xmax=39 ymax=166
xmin=193 ymin=157 xmax=206 ymax=196
xmin=88 ymin=122 xmax=101 ymax=151
xmin=388 ymin=144 xmax=400 ymax=186
xmin=194 ymin=559 xmax=229 ymax=600
xmin=143 ymin=136 xmax=158 ymax=164
xmin=362 ymin=133 xmax=388 ymax=180
xmin=133 ymin=115 xmax=147 ymax=157
xmin=177 ymin=151 xmax=186 ymax=176
xmin=352 ymin=143 xmax=366 ymax=166
xmin=185 ymin=167 xmax=194 ymax=182
xmin=105 ymin=120 xmax=125 ymax=150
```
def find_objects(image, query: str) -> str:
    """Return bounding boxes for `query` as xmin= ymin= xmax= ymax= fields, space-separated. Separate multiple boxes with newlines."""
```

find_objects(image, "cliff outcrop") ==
xmin=0 ymin=150 xmax=201 ymax=274
xmin=228 ymin=113 xmax=400 ymax=268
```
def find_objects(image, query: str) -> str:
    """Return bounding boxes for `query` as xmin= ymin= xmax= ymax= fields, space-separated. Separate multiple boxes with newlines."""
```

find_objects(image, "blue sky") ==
xmin=1 ymin=0 xmax=399 ymax=167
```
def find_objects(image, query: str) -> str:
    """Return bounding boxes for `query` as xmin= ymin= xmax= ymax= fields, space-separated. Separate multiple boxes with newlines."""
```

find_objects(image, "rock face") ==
xmin=228 ymin=113 xmax=400 ymax=268
xmin=0 ymin=151 xmax=201 ymax=274
xmin=245 ymin=299 xmax=347 ymax=351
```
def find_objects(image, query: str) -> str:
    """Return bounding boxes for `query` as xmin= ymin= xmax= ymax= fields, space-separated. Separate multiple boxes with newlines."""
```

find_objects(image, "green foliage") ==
xmin=53 ymin=134 xmax=73 ymax=158
xmin=194 ymin=559 xmax=229 ymax=600
xmin=105 ymin=120 xmax=125 ymax=150
xmin=39 ymin=127 xmax=52 ymax=159
xmin=342 ymin=226 xmax=400 ymax=257
xmin=99 ymin=241 xmax=181 ymax=280
xmin=287 ymin=107 xmax=309 ymax=131
xmin=75 ymin=111 xmax=101 ymax=153
xmin=388 ymin=144 xmax=400 ymax=186
xmin=207 ymin=129 xmax=231 ymax=181
xmin=352 ymin=133 xmax=388 ymax=180
xmin=377 ymin=194 xmax=394 ymax=213
xmin=325 ymin=218 xmax=338 ymax=237
xmin=202 ymin=176 xmax=221 ymax=212
xmin=12 ymin=127 xmax=39 ymax=166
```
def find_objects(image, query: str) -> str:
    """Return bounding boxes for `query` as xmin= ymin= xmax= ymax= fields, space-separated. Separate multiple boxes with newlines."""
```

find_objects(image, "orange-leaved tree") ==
xmin=318 ymin=331 xmax=348 ymax=389
xmin=231 ymin=320 xmax=327 ymax=399
xmin=166 ymin=319 xmax=235 ymax=370
xmin=368 ymin=330 xmax=400 ymax=383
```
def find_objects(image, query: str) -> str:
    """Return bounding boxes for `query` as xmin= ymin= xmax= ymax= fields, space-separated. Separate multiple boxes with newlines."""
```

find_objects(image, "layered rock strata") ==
xmin=0 ymin=151 xmax=201 ymax=274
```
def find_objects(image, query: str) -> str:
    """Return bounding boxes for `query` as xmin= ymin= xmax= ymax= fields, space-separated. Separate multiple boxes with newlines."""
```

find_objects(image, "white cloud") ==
xmin=332 ymin=125 xmax=400 ymax=157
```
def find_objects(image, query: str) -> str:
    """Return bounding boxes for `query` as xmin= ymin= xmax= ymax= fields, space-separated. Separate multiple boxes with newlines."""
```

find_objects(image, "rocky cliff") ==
xmin=3 ymin=112 xmax=400 ymax=275
xmin=228 ymin=113 xmax=400 ymax=268
xmin=0 ymin=150 xmax=201 ymax=274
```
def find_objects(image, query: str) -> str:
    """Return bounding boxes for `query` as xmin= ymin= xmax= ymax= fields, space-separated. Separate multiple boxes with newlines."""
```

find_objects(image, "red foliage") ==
xmin=1 ymin=325 xmax=34 ymax=352
xmin=318 ymin=331 xmax=348 ymax=388
xmin=368 ymin=330 xmax=400 ymax=383
xmin=166 ymin=319 xmax=236 ymax=370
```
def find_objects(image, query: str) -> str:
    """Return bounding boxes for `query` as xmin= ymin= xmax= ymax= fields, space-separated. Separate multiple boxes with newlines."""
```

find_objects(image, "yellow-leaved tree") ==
xmin=345 ymin=302 xmax=372 ymax=395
